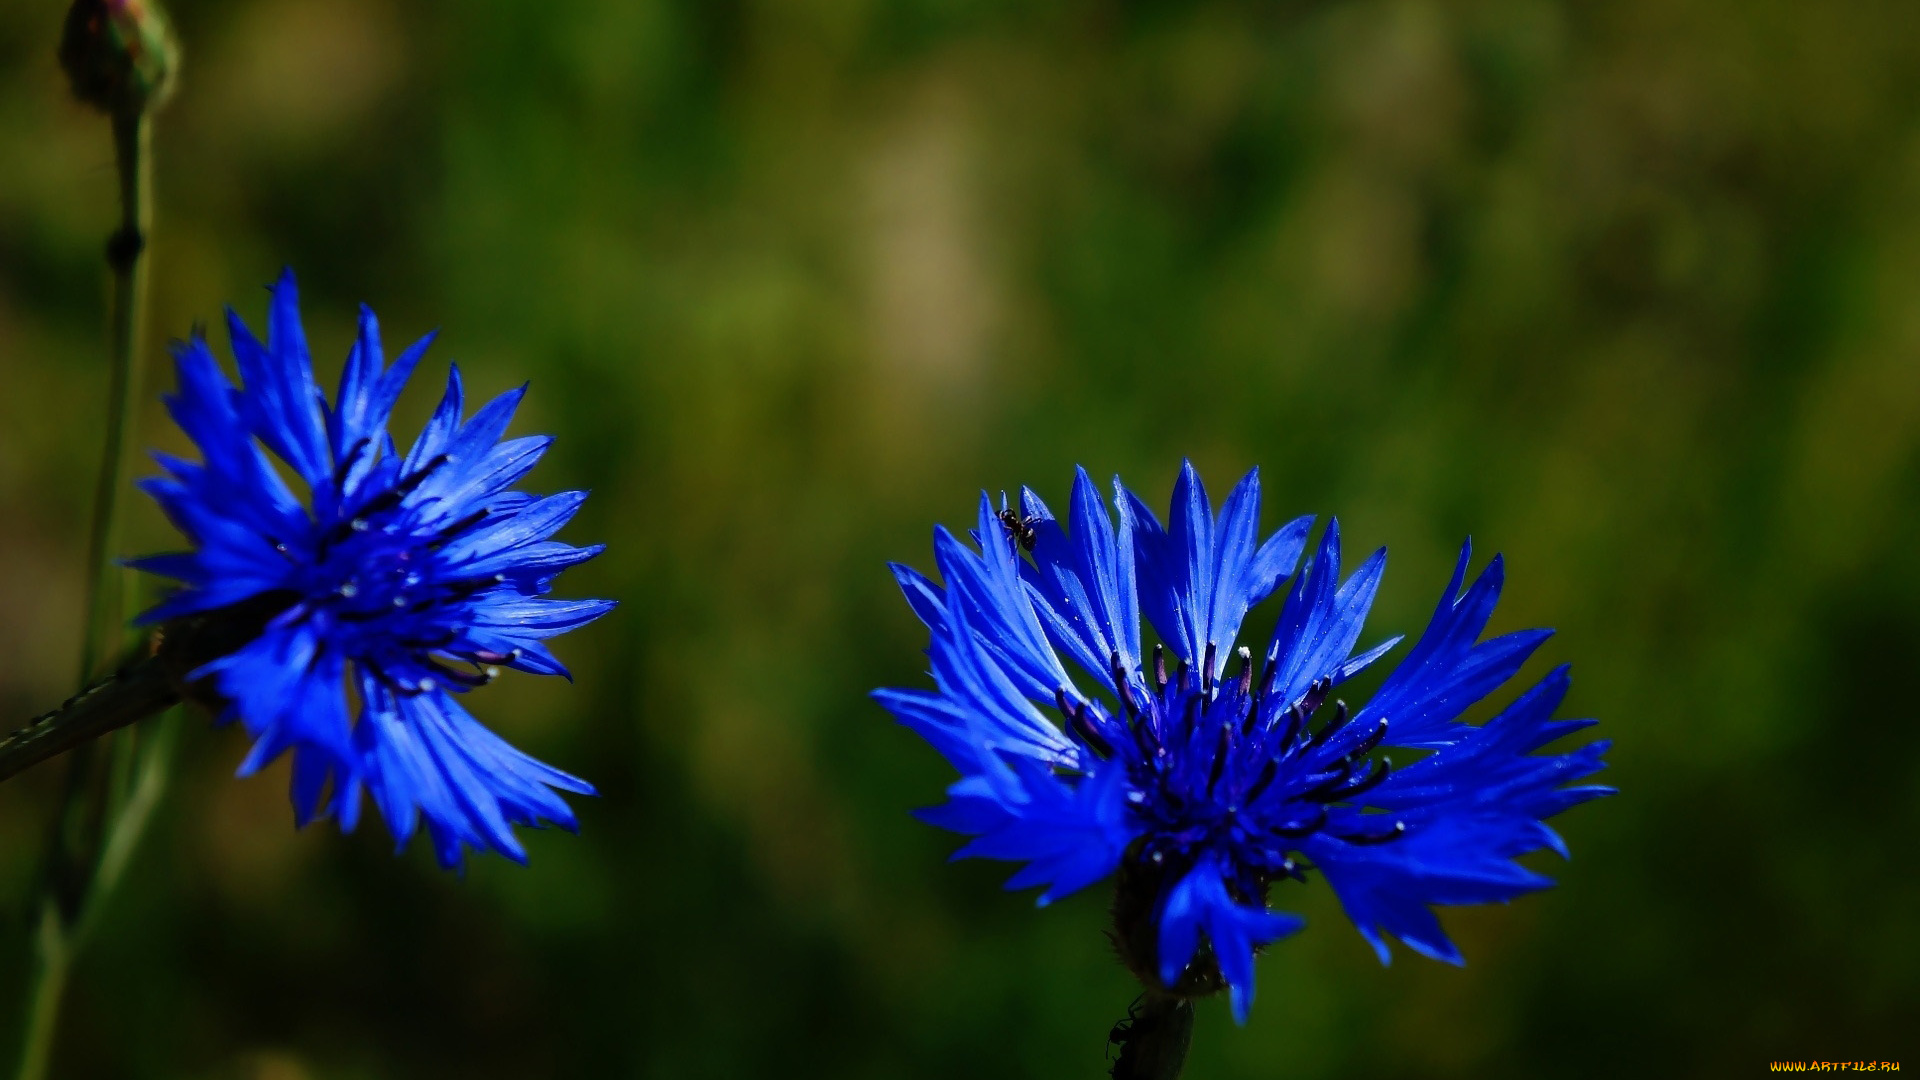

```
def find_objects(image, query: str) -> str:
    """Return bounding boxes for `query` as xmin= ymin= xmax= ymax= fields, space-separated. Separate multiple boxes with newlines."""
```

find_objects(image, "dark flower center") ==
xmin=264 ymin=453 xmax=506 ymax=693
xmin=1072 ymin=644 xmax=1405 ymax=864
xmin=1066 ymin=642 xmax=1409 ymax=994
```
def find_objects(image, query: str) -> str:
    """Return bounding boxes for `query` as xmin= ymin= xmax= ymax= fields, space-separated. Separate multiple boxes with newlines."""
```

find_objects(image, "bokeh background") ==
xmin=1 ymin=0 xmax=1917 ymax=1076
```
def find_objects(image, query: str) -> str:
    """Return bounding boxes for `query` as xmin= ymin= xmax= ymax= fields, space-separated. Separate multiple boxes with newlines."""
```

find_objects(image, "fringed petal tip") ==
xmin=880 ymin=463 xmax=1611 ymax=1023
xmin=127 ymin=272 xmax=607 ymax=872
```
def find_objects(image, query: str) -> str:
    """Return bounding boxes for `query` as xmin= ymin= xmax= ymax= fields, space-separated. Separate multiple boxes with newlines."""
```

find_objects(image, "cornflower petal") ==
xmin=131 ymin=271 xmax=611 ymax=867
xmin=878 ymin=465 xmax=1612 ymax=1023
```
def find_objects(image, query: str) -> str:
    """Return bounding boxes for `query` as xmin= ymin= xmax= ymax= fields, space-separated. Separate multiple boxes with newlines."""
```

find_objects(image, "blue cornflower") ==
xmin=132 ymin=270 xmax=612 ymax=868
xmin=876 ymin=463 xmax=1612 ymax=1022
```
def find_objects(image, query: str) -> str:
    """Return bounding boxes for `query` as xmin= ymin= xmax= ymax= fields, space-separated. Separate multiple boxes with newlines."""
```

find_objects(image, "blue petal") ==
xmin=1263 ymin=520 xmax=1392 ymax=709
xmin=919 ymin=583 xmax=1078 ymax=766
xmin=926 ymin=498 xmax=1076 ymax=704
xmin=1314 ymin=667 xmax=1612 ymax=963
xmin=1018 ymin=470 xmax=1143 ymax=699
xmin=193 ymin=621 xmax=354 ymax=776
xmin=1125 ymin=464 xmax=1312 ymax=676
xmin=1357 ymin=543 xmax=1553 ymax=748
xmin=1154 ymin=853 xmax=1305 ymax=1022
xmin=437 ymin=490 xmax=588 ymax=563
xmin=402 ymin=364 xmax=467 ymax=477
xmin=225 ymin=271 xmax=333 ymax=487
xmin=927 ymin=754 xmax=1139 ymax=905
xmin=130 ymin=275 xmax=608 ymax=870
xmin=469 ymin=595 xmax=618 ymax=638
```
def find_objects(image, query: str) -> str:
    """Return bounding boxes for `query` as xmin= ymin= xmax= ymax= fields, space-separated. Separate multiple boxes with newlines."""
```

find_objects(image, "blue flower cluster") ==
xmin=876 ymin=464 xmax=1612 ymax=1021
xmin=134 ymin=271 xmax=611 ymax=867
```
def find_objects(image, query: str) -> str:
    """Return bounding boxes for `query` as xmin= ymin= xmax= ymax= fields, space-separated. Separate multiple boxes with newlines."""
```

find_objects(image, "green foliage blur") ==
xmin=1 ymin=0 xmax=1917 ymax=1076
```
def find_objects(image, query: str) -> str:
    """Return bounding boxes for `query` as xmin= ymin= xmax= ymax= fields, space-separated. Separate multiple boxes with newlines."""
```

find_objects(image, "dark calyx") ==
xmin=0 ymin=589 xmax=298 ymax=783
xmin=1095 ymin=645 xmax=1410 ymax=1007
xmin=1108 ymin=842 xmax=1238 ymax=1000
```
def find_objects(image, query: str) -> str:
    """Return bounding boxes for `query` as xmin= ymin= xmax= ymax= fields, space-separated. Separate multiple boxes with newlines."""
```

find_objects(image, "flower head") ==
xmin=876 ymin=463 xmax=1612 ymax=1021
xmin=134 ymin=270 xmax=612 ymax=868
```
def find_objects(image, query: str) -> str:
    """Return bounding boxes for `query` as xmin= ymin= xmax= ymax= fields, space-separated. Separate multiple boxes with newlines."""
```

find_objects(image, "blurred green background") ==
xmin=1 ymin=0 xmax=1917 ymax=1076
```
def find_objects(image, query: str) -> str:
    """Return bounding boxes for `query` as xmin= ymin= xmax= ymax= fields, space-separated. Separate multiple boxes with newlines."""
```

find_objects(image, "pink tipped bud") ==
xmin=58 ymin=0 xmax=179 ymax=116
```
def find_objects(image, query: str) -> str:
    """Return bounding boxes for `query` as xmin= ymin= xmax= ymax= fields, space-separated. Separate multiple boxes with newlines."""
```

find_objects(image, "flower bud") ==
xmin=58 ymin=0 xmax=179 ymax=116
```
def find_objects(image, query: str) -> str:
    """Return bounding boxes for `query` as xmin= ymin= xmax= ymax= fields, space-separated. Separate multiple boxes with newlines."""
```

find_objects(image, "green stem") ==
xmin=78 ymin=109 xmax=151 ymax=685
xmin=88 ymin=710 xmax=180 ymax=923
xmin=14 ymin=907 xmax=70 ymax=1080
xmin=13 ymin=109 xmax=157 ymax=1080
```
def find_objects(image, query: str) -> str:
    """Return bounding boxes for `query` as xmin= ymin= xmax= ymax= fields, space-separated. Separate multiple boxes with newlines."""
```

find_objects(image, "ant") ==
xmin=1106 ymin=994 xmax=1145 ymax=1068
xmin=1106 ymin=994 xmax=1193 ymax=1078
xmin=997 ymin=500 xmax=1038 ymax=553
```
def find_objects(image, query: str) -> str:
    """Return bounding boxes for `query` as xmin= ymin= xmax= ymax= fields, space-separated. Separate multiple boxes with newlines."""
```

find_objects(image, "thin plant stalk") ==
xmin=79 ymin=109 xmax=152 ymax=685
xmin=13 ymin=110 xmax=173 ymax=1080
xmin=12 ymin=909 xmax=70 ymax=1080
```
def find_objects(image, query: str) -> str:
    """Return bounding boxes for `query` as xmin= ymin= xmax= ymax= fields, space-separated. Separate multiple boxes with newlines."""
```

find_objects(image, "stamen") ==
xmin=1242 ymin=759 xmax=1279 ymax=802
xmin=396 ymin=453 xmax=452 ymax=496
xmin=1245 ymin=659 xmax=1279 ymax=735
xmin=1305 ymin=700 xmax=1349 ymax=750
xmin=1299 ymin=761 xmax=1357 ymax=801
xmin=314 ymin=512 xmax=369 ymax=555
xmin=1058 ymin=687 xmax=1114 ymax=759
xmin=1201 ymin=642 xmax=1217 ymax=694
xmin=427 ymin=658 xmax=493 ymax=688
xmin=440 ymin=578 xmax=502 ymax=602
xmin=1207 ymin=724 xmax=1231 ymax=794
xmin=1275 ymin=702 xmax=1304 ymax=750
xmin=1072 ymin=712 xmax=1113 ymax=759
xmin=1152 ymin=644 xmax=1167 ymax=691
xmin=428 ymin=507 xmax=489 ymax=546
xmin=330 ymin=436 xmax=373 ymax=489
xmin=1342 ymin=718 xmax=1390 ymax=761
xmin=1109 ymin=651 xmax=1139 ymax=719
xmin=1131 ymin=708 xmax=1159 ymax=760
xmin=347 ymin=455 xmax=453 ymax=527
xmin=1233 ymin=646 xmax=1253 ymax=697
xmin=1268 ymin=806 xmax=1329 ymax=837
xmin=1331 ymin=820 xmax=1407 ymax=845
xmin=1297 ymin=677 xmax=1332 ymax=721
xmin=1325 ymin=758 xmax=1390 ymax=801
xmin=363 ymin=662 xmax=405 ymax=693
